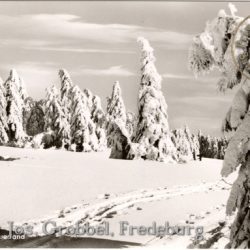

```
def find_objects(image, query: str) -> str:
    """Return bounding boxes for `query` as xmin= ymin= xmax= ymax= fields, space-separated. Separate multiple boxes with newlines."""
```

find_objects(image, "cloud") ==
xmin=23 ymin=46 xmax=135 ymax=54
xmin=0 ymin=14 xmax=192 ymax=50
xmin=0 ymin=14 xmax=139 ymax=43
xmin=177 ymin=95 xmax=232 ymax=105
xmin=162 ymin=73 xmax=194 ymax=80
xmin=162 ymin=72 xmax=219 ymax=84
xmin=0 ymin=38 xmax=52 ymax=47
xmin=73 ymin=65 xmax=134 ymax=76
xmin=146 ymin=30 xmax=193 ymax=49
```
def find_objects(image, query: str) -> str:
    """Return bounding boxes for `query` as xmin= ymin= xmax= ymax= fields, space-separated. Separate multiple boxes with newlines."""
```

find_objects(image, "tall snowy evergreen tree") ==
xmin=83 ymin=88 xmax=107 ymax=151
xmin=18 ymin=76 xmax=28 ymax=102
xmin=92 ymin=95 xmax=107 ymax=150
xmin=131 ymin=37 xmax=177 ymax=162
xmin=171 ymin=125 xmax=199 ymax=162
xmin=106 ymin=81 xmax=127 ymax=146
xmin=26 ymin=100 xmax=45 ymax=137
xmin=189 ymin=4 xmax=250 ymax=247
xmin=60 ymin=69 xmax=107 ymax=152
xmin=0 ymin=77 xmax=8 ymax=144
xmin=126 ymin=111 xmax=137 ymax=138
xmin=184 ymin=125 xmax=199 ymax=158
xmin=172 ymin=127 xmax=193 ymax=162
xmin=44 ymin=85 xmax=70 ymax=149
xmin=70 ymin=86 xmax=98 ymax=152
xmin=83 ymin=89 xmax=107 ymax=151
xmin=59 ymin=69 xmax=73 ymax=123
xmin=4 ymin=69 xmax=26 ymax=144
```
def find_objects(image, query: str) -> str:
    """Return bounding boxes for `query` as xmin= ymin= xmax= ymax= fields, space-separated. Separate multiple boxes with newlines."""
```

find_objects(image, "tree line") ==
xmin=0 ymin=37 xmax=227 ymax=162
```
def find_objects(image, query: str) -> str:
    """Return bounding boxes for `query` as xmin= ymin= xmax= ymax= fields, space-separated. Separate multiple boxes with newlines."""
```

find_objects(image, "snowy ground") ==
xmin=0 ymin=146 xmax=237 ymax=248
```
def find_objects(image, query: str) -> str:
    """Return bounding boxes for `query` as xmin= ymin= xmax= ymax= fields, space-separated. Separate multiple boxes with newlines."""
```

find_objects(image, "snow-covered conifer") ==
xmin=4 ymin=69 xmax=26 ymax=144
xmin=59 ymin=69 xmax=73 ymax=123
xmin=184 ymin=125 xmax=199 ymax=157
xmin=190 ymin=5 xmax=250 ymax=246
xmin=92 ymin=95 xmax=107 ymax=150
xmin=106 ymin=81 xmax=127 ymax=147
xmin=172 ymin=125 xmax=199 ymax=162
xmin=109 ymin=122 xmax=131 ymax=159
xmin=18 ymin=76 xmax=28 ymax=102
xmin=44 ymin=85 xmax=70 ymax=149
xmin=83 ymin=88 xmax=106 ymax=151
xmin=131 ymin=37 xmax=177 ymax=162
xmin=70 ymin=86 xmax=98 ymax=152
xmin=188 ymin=35 xmax=214 ymax=77
xmin=172 ymin=128 xmax=192 ymax=162
xmin=26 ymin=100 xmax=45 ymax=136
xmin=188 ymin=5 xmax=242 ymax=90
xmin=126 ymin=111 xmax=137 ymax=138
xmin=0 ymin=77 xmax=8 ymax=144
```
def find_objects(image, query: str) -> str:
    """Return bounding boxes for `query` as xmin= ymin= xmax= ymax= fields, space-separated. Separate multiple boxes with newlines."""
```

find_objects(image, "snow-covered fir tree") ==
xmin=23 ymin=97 xmax=34 ymax=134
xmin=83 ymin=88 xmax=107 ymax=151
xmin=4 ymin=69 xmax=27 ymax=144
xmin=83 ymin=89 xmax=94 ymax=111
xmin=171 ymin=125 xmax=200 ymax=162
xmin=126 ymin=111 xmax=137 ymax=138
xmin=184 ymin=125 xmax=199 ymax=158
xmin=109 ymin=121 xmax=131 ymax=159
xmin=189 ymin=4 xmax=250 ymax=247
xmin=0 ymin=77 xmax=8 ymax=144
xmin=91 ymin=95 xmax=107 ymax=150
xmin=130 ymin=37 xmax=177 ymax=162
xmin=172 ymin=128 xmax=192 ymax=162
xmin=106 ymin=81 xmax=127 ymax=147
xmin=70 ymin=86 xmax=99 ymax=152
xmin=172 ymin=126 xmax=198 ymax=162
xmin=59 ymin=69 xmax=73 ymax=123
xmin=188 ymin=4 xmax=242 ymax=91
xmin=18 ymin=76 xmax=28 ymax=102
xmin=26 ymin=100 xmax=45 ymax=136
xmin=17 ymin=72 xmax=29 ymax=132
xmin=44 ymin=85 xmax=70 ymax=149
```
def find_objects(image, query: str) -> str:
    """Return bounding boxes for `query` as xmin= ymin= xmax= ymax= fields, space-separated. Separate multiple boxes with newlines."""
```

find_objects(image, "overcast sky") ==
xmin=0 ymin=1 xmax=248 ymax=136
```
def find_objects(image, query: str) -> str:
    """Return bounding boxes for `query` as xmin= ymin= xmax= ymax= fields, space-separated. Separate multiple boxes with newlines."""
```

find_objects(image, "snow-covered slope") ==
xmin=0 ymin=146 xmax=236 ymax=247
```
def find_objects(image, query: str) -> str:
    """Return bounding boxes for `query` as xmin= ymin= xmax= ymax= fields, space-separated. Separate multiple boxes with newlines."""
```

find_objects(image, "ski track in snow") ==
xmin=10 ymin=179 xmax=231 ymax=240
xmin=148 ymin=203 xmax=234 ymax=249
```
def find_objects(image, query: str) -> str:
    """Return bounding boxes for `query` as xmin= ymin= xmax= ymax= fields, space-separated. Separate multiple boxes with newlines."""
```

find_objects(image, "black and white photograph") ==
xmin=0 ymin=1 xmax=250 ymax=248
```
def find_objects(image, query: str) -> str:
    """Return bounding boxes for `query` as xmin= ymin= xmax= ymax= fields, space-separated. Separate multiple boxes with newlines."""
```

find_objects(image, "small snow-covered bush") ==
xmin=30 ymin=133 xmax=46 ymax=149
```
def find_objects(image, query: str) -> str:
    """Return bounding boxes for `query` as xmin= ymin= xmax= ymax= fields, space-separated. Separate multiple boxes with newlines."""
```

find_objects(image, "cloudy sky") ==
xmin=0 ymin=1 xmax=249 ymax=136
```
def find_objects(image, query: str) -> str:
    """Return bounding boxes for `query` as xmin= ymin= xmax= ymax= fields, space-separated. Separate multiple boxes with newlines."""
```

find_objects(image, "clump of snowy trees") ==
xmin=197 ymin=132 xmax=228 ymax=160
xmin=172 ymin=126 xmax=199 ymax=162
xmin=43 ymin=69 xmax=107 ymax=152
xmin=108 ymin=37 xmax=179 ymax=162
xmin=0 ymin=37 xmax=227 ymax=164
xmin=107 ymin=37 xmax=226 ymax=163
xmin=189 ymin=3 xmax=250 ymax=247
xmin=0 ymin=69 xmax=107 ymax=152
xmin=0 ymin=69 xmax=46 ymax=147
